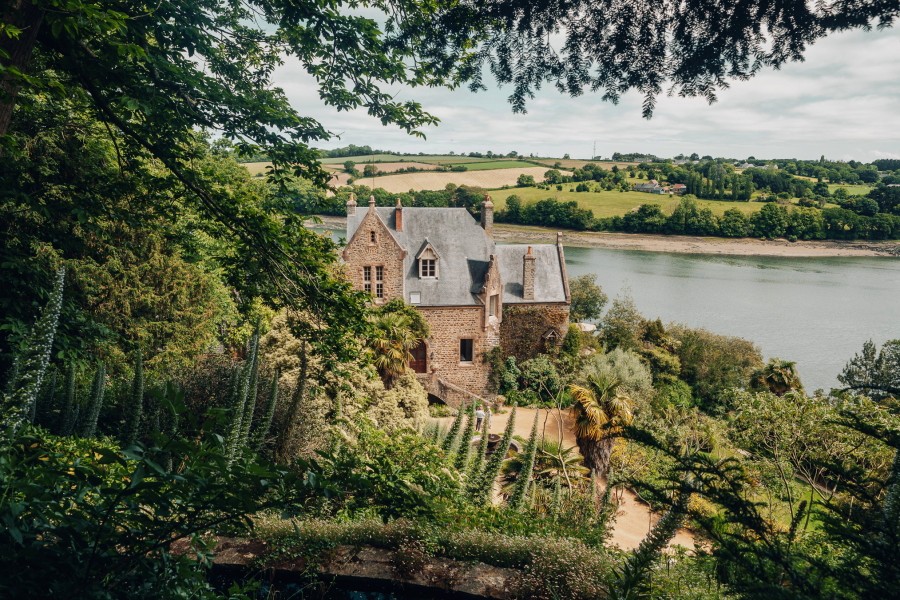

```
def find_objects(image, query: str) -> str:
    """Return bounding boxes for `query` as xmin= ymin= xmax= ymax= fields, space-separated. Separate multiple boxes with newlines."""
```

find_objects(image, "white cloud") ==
xmin=271 ymin=26 xmax=900 ymax=161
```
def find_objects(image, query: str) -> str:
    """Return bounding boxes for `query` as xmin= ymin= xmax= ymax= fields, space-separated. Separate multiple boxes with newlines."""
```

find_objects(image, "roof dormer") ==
xmin=416 ymin=241 xmax=440 ymax=279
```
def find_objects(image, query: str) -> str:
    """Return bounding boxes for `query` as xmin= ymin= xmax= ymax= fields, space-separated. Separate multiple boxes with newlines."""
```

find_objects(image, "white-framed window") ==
xmin=419 ymin=258 xmax=436 ymax=278
xmin=459 ymin=338 xmax=474 ymax=363
xmin=489 ymin=294 xmax=499 ymax=317
xmin=410 ymin=292 xmax=421 ymax=304
xmin=363 ymin=266 xmax=372 ymax=294
xmin=375 ymin=265 xmax=384 ymax=298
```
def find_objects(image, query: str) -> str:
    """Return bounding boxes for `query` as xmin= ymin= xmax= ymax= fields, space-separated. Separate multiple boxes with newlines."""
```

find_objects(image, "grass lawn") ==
xmin=489 ymin=186 xmax=763 ymax=218
xmin=828 ymin=183 xmax=872 ymax=196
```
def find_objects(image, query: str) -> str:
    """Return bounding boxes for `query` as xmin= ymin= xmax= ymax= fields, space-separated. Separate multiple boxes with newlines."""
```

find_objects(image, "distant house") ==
xmin=634 ymin=179 xmax=664 ymax=194
xmin=737 ymin=162 xmax=755 ymax=169
xmin=670 ymin=183 xmax=687 ymax=195
xmin=342 ymin=195 xmax=570 ymax=405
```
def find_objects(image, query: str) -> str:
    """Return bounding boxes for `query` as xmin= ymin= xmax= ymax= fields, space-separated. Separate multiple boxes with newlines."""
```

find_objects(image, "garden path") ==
xmin=433 ymin=406 xmax=695 ymax=551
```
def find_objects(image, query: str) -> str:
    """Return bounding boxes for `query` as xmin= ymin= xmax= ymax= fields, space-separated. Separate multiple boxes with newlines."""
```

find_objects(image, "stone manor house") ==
xmin=343 ymin=195 xmax=571 ymax=406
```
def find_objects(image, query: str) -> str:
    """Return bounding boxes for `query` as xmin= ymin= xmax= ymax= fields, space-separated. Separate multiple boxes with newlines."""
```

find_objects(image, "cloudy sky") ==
xmin=273 ymin=26 xmax=900 ymax=162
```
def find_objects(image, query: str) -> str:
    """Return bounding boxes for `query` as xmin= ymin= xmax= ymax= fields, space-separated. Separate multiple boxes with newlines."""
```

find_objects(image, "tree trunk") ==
xmin=0 ymin=0 xmax=44 ymax=136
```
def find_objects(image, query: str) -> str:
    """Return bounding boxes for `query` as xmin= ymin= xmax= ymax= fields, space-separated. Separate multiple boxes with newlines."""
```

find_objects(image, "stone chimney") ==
xmin=480 ymin=194 xmax=494 ymax=237
xmin=368 ymin=195 xmax=376 ymax=211
xmin=395 ymin=197 xmax=403 ymax=232
xmin=523 ymin=246 xmax=536 ymax=301
xmin=346 ymin=193 xmax=357 ymax=216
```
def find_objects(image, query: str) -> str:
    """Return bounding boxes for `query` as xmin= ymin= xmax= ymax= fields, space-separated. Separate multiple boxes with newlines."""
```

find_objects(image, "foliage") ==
xmin=78 ymin=362 xmax=106 ymax=439
xmin=838 ymin=339 xmax=900 ymax=400
xmin=570 ymin=374 xmax=634 ymax=486
xmin=0 ymin=425 xmax=285 ymax=599
xmin=669 ymin=325 xmax=764 ymax=411
xmin=579 ymin=348 xmax=655 ymax=403
xmin=509 ymin=412 xmax=540 ymax=510
xmin=124 ymin=349 xmax=144 ymax=446
xmin=296 ymin=421 xmax=462 ymax=521
xmin=2 ymin=267 xmax=64 ymax=430
xmin=750 ymin=358 xmax=805 ymax=396
xmin=367 ymin=303 xmax=424 ymax=388
xmin=600 ymin=292 xmax=645 ymax=352
xmin=569 ymin=274 xmax=609 ymax=322
xmin=470 ymin=404 xmax=517 ymax=503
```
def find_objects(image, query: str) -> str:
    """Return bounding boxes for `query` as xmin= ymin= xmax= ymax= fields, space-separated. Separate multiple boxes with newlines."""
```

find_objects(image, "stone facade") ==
xmin=341 ymin=203 xmax=406 ymax=305
xmin=415 ymin=306 xmax=497 ymax=398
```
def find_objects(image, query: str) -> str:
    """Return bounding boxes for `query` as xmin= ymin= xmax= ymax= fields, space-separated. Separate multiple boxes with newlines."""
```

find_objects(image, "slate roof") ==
xmin=495 ymin=245 xmax=568 ymax=304
xmin=347 ymin=205 xmax=568 ymax=307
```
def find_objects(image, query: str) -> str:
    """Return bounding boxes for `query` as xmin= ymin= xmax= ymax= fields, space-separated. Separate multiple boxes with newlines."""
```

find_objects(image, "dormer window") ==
xmin=416 ymin=242 xmax=439 ymax=279
xmin=420 ymin=259 xmax=436 ymax=278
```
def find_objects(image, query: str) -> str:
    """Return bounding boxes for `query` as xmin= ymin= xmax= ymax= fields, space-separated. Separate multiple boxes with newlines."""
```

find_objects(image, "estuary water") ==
xmin=563 ymin=246 xmax=900 ymax=391
xmin=316 ymin=223 xmax=899 ymax=392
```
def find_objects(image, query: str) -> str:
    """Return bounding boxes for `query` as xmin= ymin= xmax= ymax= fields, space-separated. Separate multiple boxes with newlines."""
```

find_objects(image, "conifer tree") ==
xmin=3 ymin=268 xmax=65 ymax=431
xmin=509 ymin=411 xmax=540 ymax=511
xmin=470 ymin=404 xmax=516 ymax=503
xmin=79 ymin=363 xmax=106 ymax=438
xmin=124 ymin=349 xmax=144 ymax=446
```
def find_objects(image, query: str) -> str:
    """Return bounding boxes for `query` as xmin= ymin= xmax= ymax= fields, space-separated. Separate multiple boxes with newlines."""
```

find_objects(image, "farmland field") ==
xmin=828 ymin=183 xmax=872 ymax=196
xmin=489 ymin=186 xmax=764 ymax=218
xmin=345 ymin=167 xmax=565 ymax=193
xmin=446 ymin=160 xmax=538 ymax=171
xmin=529 ymin=158 xmax=639 ymax=170
xmin=320 ymin=153 xmax=404 ymax=164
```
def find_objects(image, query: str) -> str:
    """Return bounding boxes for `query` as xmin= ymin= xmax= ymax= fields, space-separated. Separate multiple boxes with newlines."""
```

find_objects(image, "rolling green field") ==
xmin=320 ymin=153 xmax=404 ymax=164
xmin=828 ymin=183 xmax=872 ymax=196
xmin=489 ymin=186 xmax=764 ymax=218
xmin=448 ymin=160 xmax=538 ymax=171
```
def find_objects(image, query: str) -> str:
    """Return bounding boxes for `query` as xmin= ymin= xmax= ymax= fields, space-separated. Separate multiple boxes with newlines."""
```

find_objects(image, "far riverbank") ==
xmin=311 ymin=215 xmax=900 ymax=258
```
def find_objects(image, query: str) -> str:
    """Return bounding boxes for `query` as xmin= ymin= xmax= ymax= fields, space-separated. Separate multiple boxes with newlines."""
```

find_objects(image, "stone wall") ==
xmin=417 ymin=306 xmax=498 ymax=399
xmin=341 ymin=210 xmax=405 ymax=303
xmin=500 ymin=303 xmax=571 ymax=361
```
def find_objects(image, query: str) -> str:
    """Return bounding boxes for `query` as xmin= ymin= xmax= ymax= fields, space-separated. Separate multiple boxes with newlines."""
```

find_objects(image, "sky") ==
xmin=272 ymin=26 xmax=900 ymax=163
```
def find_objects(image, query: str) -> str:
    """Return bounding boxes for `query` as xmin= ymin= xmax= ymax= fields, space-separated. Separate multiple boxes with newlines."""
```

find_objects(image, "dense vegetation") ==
xmin=3 ymin=1 xmax=900 ymax=598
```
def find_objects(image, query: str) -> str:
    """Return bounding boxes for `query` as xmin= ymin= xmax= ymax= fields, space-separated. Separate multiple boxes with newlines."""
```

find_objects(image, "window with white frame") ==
xmin=363 ymin=266 xmax=372 ymax=294
xmin=375 ymin=265 xmax=384 ymax=298
xmin=419 ymin=258 xmax=436 ymax=278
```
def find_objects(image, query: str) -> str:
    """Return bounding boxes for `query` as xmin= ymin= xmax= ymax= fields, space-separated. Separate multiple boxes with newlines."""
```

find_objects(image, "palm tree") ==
xmin=569 ymin=374 xmax=634 ymax=492
xmin=750 ymin=358 xmax=804 ymax=396
xmin=500 ymin=439 xmax=590 ymax=497
xmin=367 ymin=311 xmax=418 ymax=388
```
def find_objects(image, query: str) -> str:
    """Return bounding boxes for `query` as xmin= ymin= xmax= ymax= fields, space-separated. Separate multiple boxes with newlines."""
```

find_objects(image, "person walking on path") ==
xmin=475 ymin=405 xmax=486 ymax=430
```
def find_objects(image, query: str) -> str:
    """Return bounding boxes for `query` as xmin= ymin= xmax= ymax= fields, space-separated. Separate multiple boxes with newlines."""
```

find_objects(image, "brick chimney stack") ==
xmin=346 ymin=192 xmax=357 ymax=216
xmin=523 ymin=246 xmax=536 ymax=301
xmin=480 ymin=194 xmax=494 ymax=237
xmin=395 ymin=197 xmax=403 ymax=232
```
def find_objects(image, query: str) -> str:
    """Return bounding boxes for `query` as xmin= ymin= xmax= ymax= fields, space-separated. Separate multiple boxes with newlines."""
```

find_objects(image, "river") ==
xmin=315 ymin=223 xmax=900 ymax=392
xmin=564 ymin=246 xmax=900 ymax=391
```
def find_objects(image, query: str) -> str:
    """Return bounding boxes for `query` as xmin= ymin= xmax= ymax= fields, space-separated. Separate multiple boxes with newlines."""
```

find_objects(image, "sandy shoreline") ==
xmin=311 ymin=216 xmax=900 ymax=258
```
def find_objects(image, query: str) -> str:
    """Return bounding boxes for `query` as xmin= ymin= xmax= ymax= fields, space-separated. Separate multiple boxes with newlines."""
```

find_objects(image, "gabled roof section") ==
xmin=496 ymin=244 xmax=568 ymax=304
xmin=415 ymin=240 xmax=441 ymax=261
